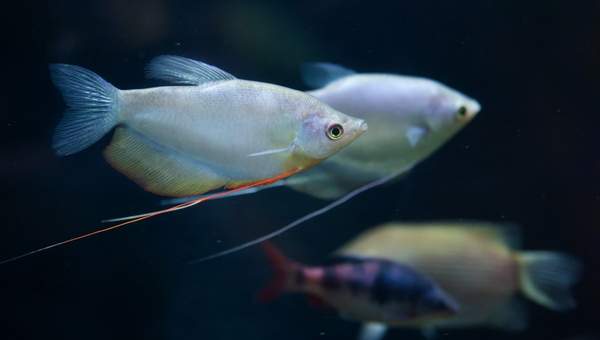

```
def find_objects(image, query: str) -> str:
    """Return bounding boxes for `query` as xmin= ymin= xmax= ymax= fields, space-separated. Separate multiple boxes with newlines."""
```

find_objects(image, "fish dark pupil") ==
xmin=327 ymin=124 xmax=344 ymax=139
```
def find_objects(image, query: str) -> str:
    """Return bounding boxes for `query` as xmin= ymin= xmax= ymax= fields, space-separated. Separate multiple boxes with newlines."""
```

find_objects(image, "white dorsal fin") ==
xmin=145 ymin=55 xmax=237 ymax=85
xmin=301 ymin=62 xmax=356 ymax=88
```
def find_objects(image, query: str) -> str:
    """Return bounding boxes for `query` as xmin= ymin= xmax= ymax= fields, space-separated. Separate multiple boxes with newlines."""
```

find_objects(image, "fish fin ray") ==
xmin=103 ymin=126 xmax=228 ymax=197
xmin=158 ymin=180 xmax=286 ymax=206
xmin=284 ymin=167 xmax=355 ymax=200
xmin=406 ymin=126 xmax=429 ymax=147
xmin=301 ymin=62 xmax=356 ymax=88
xmin=0 ymin=174 xmax=294 ymax=265
xmin=145 ymin=55 xmax=236 ymax=85
xmin=256 ymin=242 xmax=295 ymax=303
xmin=247 ymin=147 xmax=292 ymax=157
xmin=49 ymin=64 xmax=120 ymax=156
xmin=104 ymin=180 xmax=289 ymax=224
xmin=285 ymin=161 xmax=415 ymax=200
xmin=517 ymin=251 xmax=582 ymax=311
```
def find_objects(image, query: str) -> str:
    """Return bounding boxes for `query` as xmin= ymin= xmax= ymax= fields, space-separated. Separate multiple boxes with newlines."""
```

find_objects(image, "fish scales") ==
xmin=50 ymin=56 xmax=367 ymax=197
xmin=283 ymin=64 xmax=481 ymax=199
xmin=159 ymin=63 xmax=481 ymax=205
xmin=118 ymin=81 xmax=320 ymax=180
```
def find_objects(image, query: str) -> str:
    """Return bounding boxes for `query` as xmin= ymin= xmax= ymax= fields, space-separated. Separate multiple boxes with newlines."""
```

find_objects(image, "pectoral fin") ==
xmin=247 ymin=146 xmax=293 ymax=157
xmin=406 ymin=126 xmax=429 ymax=147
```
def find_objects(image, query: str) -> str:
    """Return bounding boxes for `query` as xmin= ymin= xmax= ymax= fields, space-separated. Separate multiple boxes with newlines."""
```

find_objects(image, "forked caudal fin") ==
xmin=256 ymin=241 xmax=297 ymax=303
xmin=49 ymin=64 xmax=120 ymax=156
xmin=0 ymin=172 xmax=298 ymax=266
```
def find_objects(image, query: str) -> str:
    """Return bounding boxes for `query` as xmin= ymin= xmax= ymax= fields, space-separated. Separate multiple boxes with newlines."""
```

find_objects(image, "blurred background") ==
xmin=1 ymin=1 xmax=598 ymax=339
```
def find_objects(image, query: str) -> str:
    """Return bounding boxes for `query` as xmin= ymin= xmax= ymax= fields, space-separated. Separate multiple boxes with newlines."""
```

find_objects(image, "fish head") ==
xmin=295 ymin=106 xmax=368 ymax=160
xmin=417 ymin=287 xmax=460 ymax=318
xmin=424 ymin=84 xmax=480 ymax=137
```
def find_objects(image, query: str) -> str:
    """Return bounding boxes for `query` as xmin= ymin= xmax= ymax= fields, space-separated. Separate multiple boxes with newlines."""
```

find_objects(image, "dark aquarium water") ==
xmin=1 ymin=1 xmax=598 ymax=339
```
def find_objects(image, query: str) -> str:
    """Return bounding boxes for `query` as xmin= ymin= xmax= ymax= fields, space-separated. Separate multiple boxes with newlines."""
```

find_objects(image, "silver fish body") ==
xmin=116 ymin=82 xmax=352 ymax=180
xmin=284 ymin=64 xmax=481 ymax=199
xmin=50 ymin=56 xmax=367 ymax=197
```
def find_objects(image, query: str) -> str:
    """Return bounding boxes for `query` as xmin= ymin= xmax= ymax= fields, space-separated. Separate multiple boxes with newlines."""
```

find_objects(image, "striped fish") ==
xmin=257 ymin=242 xmax=458 ymax=327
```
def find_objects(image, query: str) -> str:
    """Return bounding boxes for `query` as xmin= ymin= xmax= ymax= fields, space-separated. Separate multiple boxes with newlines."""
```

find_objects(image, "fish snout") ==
xmin=358 ymin=120 xmax=368 ymax=133
xmin=467 ymin=100 xmax=481 ymax=118
xmin=344 ymin=118 xmax=367 ymax=141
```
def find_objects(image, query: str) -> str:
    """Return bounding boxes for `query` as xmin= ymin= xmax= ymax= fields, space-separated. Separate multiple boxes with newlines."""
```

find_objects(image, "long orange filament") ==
xmin=0 ymin=171 xmax=299 ymax=265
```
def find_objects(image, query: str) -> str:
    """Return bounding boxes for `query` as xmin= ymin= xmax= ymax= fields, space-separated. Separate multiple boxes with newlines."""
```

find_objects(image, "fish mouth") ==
xmin=358 ymin=120 xmax=368 ymax=133
xmin=469 ymin=100 xmax=482 ymax=116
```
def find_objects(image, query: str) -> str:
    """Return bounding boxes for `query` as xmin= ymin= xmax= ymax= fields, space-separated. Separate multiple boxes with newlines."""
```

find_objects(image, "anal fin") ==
xmin=103 ymin=127 xmax=228 ymax=197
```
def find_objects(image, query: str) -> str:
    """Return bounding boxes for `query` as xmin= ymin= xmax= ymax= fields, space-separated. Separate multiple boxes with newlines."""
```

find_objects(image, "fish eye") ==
xmin=456 ymin=106 xmax=468 ymax=120
xmin=326 ymin=124 xmax=344 ymax=140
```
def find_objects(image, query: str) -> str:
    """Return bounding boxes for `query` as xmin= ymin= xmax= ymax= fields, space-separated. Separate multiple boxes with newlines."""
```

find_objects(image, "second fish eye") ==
xmin=456 ymin=106 xmax=468 ymax=120
xmin=327 ymin=124 xmax=344 ymax=140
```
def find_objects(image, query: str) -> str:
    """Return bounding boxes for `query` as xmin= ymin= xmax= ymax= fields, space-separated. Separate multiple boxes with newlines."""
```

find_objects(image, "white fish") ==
xmin=149 ymin=64 xmax=481 ymax=263
xmin=335 ymin=221 xmax=582 ymax=339
xmin=285 ymin=63 xmax=481 ymax=199
xmin=162 ymin=62 xmax=480 ymax=203
xmin=0 ymin=56 xmax=370 ymax=266
xmin=50 ymin=56 xmax=368 ymax=197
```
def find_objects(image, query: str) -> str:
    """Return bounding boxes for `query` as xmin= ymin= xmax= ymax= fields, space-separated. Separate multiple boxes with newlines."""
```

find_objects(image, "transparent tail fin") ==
xmin=517 ymin=251 xmax=582 ymax=311
xmin=49 ymin=64 xmax=120 ymax=156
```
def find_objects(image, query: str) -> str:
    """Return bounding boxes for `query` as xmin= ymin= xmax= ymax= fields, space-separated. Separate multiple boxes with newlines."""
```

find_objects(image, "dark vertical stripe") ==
xmin=348 ymin=278 xmax=363 ymax=297
xmin=347 ymin=261 xmax=366 ymax=297
xmin=321 ymin=266 xmax=341 ymax=290
xmin=370 ymin=261 xmax=395 ymax=305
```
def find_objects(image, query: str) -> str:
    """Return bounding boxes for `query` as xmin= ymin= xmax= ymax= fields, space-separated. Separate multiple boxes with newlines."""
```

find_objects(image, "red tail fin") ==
xmin=256 ymin=241 xmax=295 ymax=303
